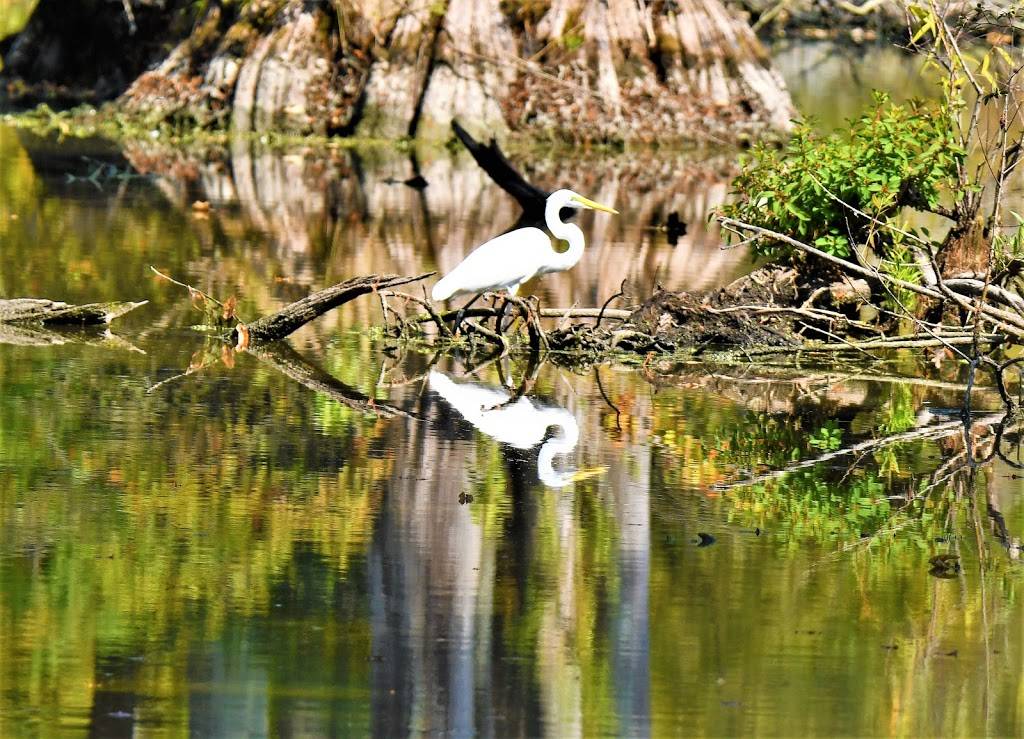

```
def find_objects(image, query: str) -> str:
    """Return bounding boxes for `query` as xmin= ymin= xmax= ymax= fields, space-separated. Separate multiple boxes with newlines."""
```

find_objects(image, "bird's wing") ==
xmin=433 ymin=228 xmax=549 ymax=299
xmin=429 ymin=371 xmax=510 ymax=419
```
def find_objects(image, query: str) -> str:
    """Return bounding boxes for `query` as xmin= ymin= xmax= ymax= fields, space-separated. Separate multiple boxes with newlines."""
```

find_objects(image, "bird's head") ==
xmin=551 ymin=189 xmax=619 ymax=215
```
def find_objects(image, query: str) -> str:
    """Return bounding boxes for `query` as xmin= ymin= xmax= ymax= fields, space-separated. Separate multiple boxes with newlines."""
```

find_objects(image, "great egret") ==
xmin=430 ymin=189 xmax=618 ymax=302
xmin=428 ymin=370 xmax=604 ymax=488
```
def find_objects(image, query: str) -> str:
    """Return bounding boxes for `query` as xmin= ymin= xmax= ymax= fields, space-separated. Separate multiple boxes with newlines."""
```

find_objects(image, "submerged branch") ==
xmin=717 ymin=412 xmax=1006 ymax=490
xmin=0 ymin=323 xmax=144 ymax=352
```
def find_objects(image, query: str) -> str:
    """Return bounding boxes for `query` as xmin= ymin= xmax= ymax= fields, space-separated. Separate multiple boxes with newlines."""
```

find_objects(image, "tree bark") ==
xmin=413 ymin=0 xmax=518 ymax=141
xmin=352 ymin=0 xmax=443 ymax=139
xmin=2 ymin=0 xmax=795 ymax=143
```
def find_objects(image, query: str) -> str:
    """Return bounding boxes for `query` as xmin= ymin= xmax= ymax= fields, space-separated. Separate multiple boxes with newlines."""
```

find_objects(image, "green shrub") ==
xmin=722 ymin=93 xmax=963 ymax=261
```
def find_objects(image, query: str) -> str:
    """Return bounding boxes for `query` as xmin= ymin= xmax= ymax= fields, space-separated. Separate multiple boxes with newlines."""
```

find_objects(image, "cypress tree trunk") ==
xmin=1 ymin=0 xmax=795 ymax=143
xmin=412 ymin=0 xmax=519 ymax=141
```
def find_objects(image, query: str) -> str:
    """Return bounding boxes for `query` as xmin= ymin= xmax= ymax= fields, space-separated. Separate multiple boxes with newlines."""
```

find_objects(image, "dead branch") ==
xmin=542 ymin=307 xmax=633 ymax=320
xmin=746 ymin=333 xmax=1003 ymax=356
xmin=399 ymin=304 xmax=633 ymax=326
xmin=151 ymin=266 xmax=235 ymax=317
xmin=944 ymin=278 xmax=1024 ymax=315
xmin=462 ymin=318 xmax=508 ymax=347
xmin=381 ymin=290 xmax=452 ymax=338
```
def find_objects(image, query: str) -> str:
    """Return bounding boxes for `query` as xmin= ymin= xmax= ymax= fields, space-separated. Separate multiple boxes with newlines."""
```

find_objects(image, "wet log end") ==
xmin=0 ymin=298 xmax=148 ymax=325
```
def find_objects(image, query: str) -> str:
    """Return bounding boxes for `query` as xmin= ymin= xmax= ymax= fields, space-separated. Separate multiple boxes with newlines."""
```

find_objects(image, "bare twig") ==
xmin=597 ymin=279 xmax=628 ymax=328
xmin=151 ymin=266 xmax=237 ymax=317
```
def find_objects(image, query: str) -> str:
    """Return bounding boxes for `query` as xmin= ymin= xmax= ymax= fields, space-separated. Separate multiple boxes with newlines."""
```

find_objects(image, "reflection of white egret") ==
xmin=430 ymin=189 xmax=618 ymax=301
xmin=429 ymin=370 xmax=604 ymax=489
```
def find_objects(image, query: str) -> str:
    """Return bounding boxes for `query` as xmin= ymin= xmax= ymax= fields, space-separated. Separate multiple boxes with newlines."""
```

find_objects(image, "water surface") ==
xmin=0 ymin=55 xmax=1022 ymax=737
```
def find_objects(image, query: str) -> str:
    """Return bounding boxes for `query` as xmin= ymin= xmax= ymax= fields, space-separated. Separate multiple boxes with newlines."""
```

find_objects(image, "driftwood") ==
xmin=0 ymin=298 xmax=146 ymax=325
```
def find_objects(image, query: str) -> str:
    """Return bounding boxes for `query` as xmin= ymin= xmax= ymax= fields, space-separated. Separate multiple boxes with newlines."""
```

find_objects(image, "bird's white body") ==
xmin=431 ymin=227 xmax=551 ymax=300
xmin=428 ymin=370 xmax=585 ymax=488
xmin=430 ymin=189 xmax=617 ymax=302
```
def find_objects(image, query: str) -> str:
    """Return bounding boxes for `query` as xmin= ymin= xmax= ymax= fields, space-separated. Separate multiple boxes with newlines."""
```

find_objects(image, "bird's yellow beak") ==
xmin=570 ymin=465 xmax=608 ymax=483
xmin=571 ymin=194 xmax=619 ymax=215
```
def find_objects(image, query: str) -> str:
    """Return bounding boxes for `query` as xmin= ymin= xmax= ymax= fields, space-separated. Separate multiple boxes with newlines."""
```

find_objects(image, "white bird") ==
xmin=431 ymin=189 xmax=618 ymax=302
xmin=429 ymin=370 xmax=605 ymax=488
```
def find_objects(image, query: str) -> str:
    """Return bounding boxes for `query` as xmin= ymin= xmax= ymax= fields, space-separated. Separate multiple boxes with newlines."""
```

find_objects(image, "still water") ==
xmin=1 ymin=67 xmax=1023 ymax=736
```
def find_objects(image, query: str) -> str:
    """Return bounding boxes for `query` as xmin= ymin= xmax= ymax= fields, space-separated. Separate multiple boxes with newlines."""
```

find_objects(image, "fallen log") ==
xmin=0 ymin=298 xmax=147 ymax=324
xmin=232 ymin=273 xmax=433 ymax=346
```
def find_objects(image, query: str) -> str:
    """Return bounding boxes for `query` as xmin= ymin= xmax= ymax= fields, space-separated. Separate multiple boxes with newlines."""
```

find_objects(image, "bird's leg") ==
xmin=532 ymin=297 xmax=549 ymax=352
xmin=497 ymin=283 xmax=524 ymax=334
xmin=484 ymin=353 xmax=541 ymax=411
xmin=451 ymin=293 xmax=483 ymax=337
xmin=494 ymin=295 xmax=510 ymax=334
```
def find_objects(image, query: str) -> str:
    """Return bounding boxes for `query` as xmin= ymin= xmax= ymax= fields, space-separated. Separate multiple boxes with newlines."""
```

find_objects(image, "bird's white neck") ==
xmin=544 ymin=196 xmax=586 ymax=273
xmin=537 ymin=414 xmax=580 ymax=488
